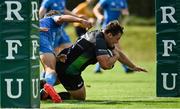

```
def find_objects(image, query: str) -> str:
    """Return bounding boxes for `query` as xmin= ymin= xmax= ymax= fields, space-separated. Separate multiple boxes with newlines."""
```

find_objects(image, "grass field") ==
xmin=40 ymin=25 xmax=180 ymax=109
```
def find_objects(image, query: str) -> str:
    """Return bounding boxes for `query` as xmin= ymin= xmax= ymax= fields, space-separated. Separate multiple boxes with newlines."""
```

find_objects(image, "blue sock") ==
xmin=95 ymin=63 xmax=101 ymax=72
xmin=122 ymin=64 xmax=128 ymax=71
xmin=122 ymin=64 xmax=133 ymax=73
xmin=45 ymin=72 xmax=57 ymax=86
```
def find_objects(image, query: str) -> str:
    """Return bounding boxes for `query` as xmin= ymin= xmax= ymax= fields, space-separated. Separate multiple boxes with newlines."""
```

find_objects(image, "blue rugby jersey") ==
xmin=40 ymin=0 xmax=66 ymax=14
xmin=99 ymin=0 xmax=128 ymax=28
xmin=40 ymin=16 xmax=62 ymax=53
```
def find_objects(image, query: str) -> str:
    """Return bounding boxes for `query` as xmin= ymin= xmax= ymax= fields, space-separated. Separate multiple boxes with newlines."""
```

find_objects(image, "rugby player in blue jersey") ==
xmin=39 ymin=10 xmax=92 ymax=102
xmin=39 ymin=0 xmax=83 ymax=79
xmin=39 ymin=0 xmax=80 ymax=54
xmin=41 ymin=20 xmax=147 ymax=101
xmin=93 ymin=0 xmax=132 ymax=73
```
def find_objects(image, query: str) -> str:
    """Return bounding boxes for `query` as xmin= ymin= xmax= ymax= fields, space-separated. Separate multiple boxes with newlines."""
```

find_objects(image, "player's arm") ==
xmin=53 ymin=15 xmax=92 ymax=29
xmin=39 ymin=0 xmax=51 ymax=19
xmin=120 ymin=0 xmax=130 ymax=25
xmin=39 ymin=27 xmax=49 ymax=32
xmin=121 ymin=0 xmax=129 ymax=16
xmin=122 ymin=9 xmax=129 ymax=16
xmin=96 ymin=35 xmax=119 ymax=70
xmin=115 ymin=47 xmax=147 ymax=72
xmin=97 ymin=50 xmax=119 ymax=70
xmin=93 ymin=3 xmax=104 ymax=22
xmin=39 ymin=7 xmax=47 ymax=19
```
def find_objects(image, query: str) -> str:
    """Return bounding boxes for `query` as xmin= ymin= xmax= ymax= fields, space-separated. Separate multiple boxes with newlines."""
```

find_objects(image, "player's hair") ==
xmin=104 ymin=20 xmax=124 ymax=36
xmin=44 ymin=10 xmax=60 ymax=17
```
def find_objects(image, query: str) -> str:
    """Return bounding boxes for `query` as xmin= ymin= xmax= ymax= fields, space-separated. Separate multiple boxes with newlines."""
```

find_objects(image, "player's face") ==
xmin=106 ymin=33 xmax=121 ymax=47
xmin=112 ymin=33 xmax=121 ymax=43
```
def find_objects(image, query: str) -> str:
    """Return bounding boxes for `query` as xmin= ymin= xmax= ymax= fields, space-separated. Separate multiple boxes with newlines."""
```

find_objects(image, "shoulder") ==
xmin=87 ymin=30 xmax=102 ymax=37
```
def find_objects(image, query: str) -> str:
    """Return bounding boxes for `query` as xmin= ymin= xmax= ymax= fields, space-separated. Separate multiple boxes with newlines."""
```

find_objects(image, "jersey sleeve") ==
xmin=52 ymin=15 xmax=59 ymax=22
xmin=121 ymin=0 xmax=128 ymax=9
xmin=95 ymin=33 xmax=109 ymax=56
xmin=40 ymin=0 xmax=52 ymax=9
xmin=98 ymin=0 xmax=107 ymax=9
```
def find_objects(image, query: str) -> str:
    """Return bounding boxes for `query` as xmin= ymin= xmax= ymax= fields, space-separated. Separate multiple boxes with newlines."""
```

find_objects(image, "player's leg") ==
xmin=59 ymin=73 xmax=86 ymax=100
xmin=39 ymin=56 xmax=61 ymax=103
xmin=40 ymin=53 xmax=57 ymax=86
xmin=67 ymin=85 xmax=86 ymax=100
xmin=39 ymin=35 xmax=61 ymax=102
xmin=54 ymin=43 xmax=72 ymax=55
xmin=41 ymin=74 xmax=86 ymax=101
xmin=40 ymin=34 xmax=58 ymax=86
xmin=40 ymin=59 xmax=46 ymax=79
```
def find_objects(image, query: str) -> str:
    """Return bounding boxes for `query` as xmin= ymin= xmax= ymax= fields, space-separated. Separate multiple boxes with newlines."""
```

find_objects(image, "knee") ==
xmin=70 ymin=92 xmax=86 ymax=101
xmin=72 ymin=96 xmax=86 ymax=101
xmin=45 ymin=67 xmax=56 ymax=73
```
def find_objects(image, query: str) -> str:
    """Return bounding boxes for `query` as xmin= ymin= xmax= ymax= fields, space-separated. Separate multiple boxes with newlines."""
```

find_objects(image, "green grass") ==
xmin=41 ymin=62 xmax=180 ymax=109
xmin=40 ymin=25 xmax=180 ymax=108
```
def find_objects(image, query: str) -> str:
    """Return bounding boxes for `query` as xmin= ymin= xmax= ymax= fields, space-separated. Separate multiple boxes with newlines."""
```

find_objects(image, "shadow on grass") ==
xmin=42 ymin=99 xmax=179 ymax=105
xmin=41 ymin=99 xmax=180 ymax=109
xmin=68 ymin=99 xmax=178 ymax=105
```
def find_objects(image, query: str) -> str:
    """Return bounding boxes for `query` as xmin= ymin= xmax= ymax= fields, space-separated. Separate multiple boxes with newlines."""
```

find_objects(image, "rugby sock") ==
xmin=122 ymin=64 xmax=133 ymax=73
xmin=45 ymin=72 xmax=57 ymax=86
xmin=95 ymin=63 xmax=101 ymax=73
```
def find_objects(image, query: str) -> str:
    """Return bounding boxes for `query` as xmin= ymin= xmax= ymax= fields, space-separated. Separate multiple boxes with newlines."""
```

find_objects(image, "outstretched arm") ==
xmin=53 ymin=15 xmax=92 ymax=29
xmin=115 ymin=47 xmax=147 ymax=72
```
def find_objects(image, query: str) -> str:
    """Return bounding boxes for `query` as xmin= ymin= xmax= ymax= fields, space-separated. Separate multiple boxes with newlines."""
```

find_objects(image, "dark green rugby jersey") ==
xmin=56 ymin=30 xmax=114 ymax=75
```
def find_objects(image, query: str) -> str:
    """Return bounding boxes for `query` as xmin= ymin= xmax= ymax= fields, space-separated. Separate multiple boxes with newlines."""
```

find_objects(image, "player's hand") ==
xmin=56 ymin=54 xmax=67 ymax=63
xmin=80 ymin=19 xmax=93 ymax=30
xmin=39 ymin=27 xmax=49 ymax=32
xmin=131 ymin=66 xmax=148 ymax=73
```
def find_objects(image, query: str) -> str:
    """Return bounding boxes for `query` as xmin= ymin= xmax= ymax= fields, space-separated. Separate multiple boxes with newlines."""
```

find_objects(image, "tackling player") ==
xmin=39 ymin=10 xmax=92 ymax=102
xmin=41 ymin=20 xmax=147 ymax=101
xmin=93 ymin=0 xmax=132 ymax=73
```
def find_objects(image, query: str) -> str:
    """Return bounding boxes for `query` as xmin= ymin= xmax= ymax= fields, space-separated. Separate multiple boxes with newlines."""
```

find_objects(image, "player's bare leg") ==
xmin=67 ymin=85 xmax=86 ymax=100
xmin=54 ymin=43 xmax=72 ymax=56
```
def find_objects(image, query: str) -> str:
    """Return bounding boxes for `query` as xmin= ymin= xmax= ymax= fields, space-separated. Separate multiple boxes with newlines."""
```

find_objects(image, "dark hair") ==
xmin=45 ymin=10 xmax=60 ymax=17
xmin=104 ymin=20 xmax=124 ymax=36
